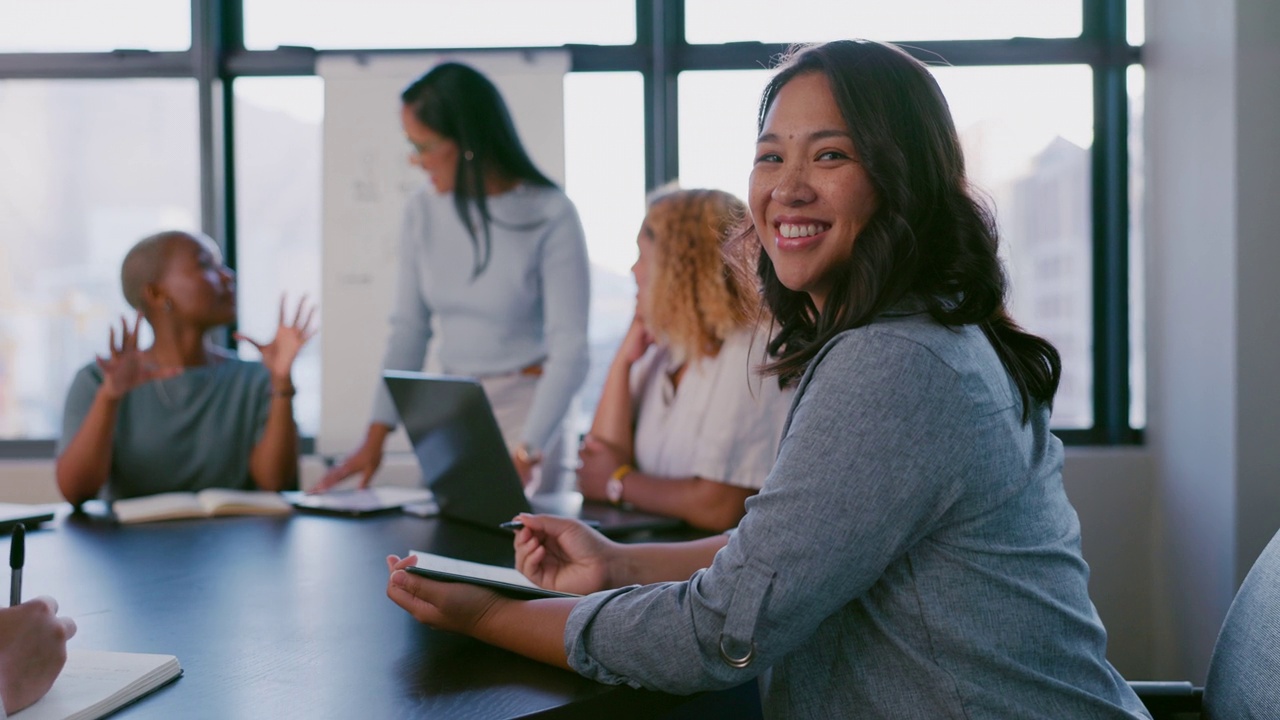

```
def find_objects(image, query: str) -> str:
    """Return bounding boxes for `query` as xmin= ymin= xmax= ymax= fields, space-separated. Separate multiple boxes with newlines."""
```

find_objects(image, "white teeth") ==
xmin=779 ymin=223 xmax=825 ymax=238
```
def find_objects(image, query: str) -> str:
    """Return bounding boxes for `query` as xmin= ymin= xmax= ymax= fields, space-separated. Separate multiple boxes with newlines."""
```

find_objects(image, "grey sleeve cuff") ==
xmin=564 ymin=587 xmax=644 ymax=688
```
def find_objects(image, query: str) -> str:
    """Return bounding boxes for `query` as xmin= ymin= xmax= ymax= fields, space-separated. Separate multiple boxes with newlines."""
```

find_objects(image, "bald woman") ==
xmin=55 ymin=231 xmax=316 ymax=504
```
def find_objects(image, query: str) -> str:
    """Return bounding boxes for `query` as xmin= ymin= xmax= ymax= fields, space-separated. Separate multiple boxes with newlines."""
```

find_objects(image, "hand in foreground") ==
xmin=0 ymin=596 xmax=78 ymax=715
xmin=96 ymin=313 xmax=182 ymax=399
xmin=235 ymin=294 xmax=317 ymax=381
xmin=576 ymin=435 xmax=627 ymax=502
xmin=311 ymin=424 xmax=389 ymax=493
xmin=386 ymin=554 xmax=505 ymax=635
xmin=513 ymin=514 xmax=617 ymax=595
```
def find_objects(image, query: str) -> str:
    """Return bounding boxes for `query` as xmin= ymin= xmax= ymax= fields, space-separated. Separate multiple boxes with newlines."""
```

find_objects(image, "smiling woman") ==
xmin=54 ymin=230 xmax=315 ymax=504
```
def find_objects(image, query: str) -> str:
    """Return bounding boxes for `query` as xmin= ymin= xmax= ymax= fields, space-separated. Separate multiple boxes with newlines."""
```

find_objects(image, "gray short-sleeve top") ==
xmin=57 ymin=358 xmax=272 ymax=500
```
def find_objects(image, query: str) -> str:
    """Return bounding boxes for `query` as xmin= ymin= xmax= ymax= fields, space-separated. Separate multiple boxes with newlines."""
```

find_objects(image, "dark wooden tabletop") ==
xmin=19 ymin=509 xmax=751 ymax=720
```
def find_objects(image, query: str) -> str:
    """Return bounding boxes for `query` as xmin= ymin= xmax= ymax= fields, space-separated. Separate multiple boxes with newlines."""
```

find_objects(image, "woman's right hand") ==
xmin=312 ymin=424 xmax=389 ymax=492
xmin=96 ymin=313 xmax=181 ymax=400
xmin=513 ymin=514 xmax=617 ymax=595
xmin=0 ymin=597 xmax=77 ymax=715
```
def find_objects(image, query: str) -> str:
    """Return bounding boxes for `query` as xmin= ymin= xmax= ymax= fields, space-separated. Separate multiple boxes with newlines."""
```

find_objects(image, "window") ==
xmin=244 ymin=0 xmax=636 ymax=50
xmin=0 ymin=1 xmax=190 ymax=52
xmin=233 ymin=77 xmax=324 ymax=436
xmin=0 ymin=1 xmax=1141 ymax=452
xmin=685 ymin=0 xmax=1081 ymax=44
xmin=0 ymin=79 xmax=199 ymax=439
xmin=564 ymin=71 xmax=646 ymax=431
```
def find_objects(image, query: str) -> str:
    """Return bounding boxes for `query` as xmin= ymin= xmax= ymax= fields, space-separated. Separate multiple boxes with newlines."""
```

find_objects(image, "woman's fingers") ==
xmin=232 ymin=332 xmax=263 ymax=351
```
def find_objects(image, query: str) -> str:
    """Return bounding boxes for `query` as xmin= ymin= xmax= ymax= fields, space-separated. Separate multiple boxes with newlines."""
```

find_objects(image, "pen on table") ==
xmin=9 ymin=524 xmax=24 ymax=607
xmin=500 ymin=519 xmax=599 ymax=532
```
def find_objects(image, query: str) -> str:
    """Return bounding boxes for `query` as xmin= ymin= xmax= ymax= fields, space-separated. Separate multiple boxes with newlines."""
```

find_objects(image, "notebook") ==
xmin=0 ymin=503 xmax=56 ymax=534
xmin=111 ymin=489 xmax=292 ymax=524
xmin=384 ymin=371 xmax=684 ymax=537
xmin=10 ymin=650 xmax=181 ymax=720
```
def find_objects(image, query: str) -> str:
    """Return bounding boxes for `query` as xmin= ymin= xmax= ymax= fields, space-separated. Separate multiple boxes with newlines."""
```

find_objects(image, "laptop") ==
xmin=384 ymin=371 xmax=684 ymax=537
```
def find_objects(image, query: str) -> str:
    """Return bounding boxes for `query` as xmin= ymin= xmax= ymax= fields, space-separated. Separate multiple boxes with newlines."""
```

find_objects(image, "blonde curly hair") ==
xmin=641 ymin=187 xmax=758 ymax=363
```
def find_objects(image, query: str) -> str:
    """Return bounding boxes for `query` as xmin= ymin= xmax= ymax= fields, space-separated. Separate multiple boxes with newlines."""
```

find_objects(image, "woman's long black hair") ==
xmin=739 ymin=40 xmax=1060 ymax=421
xmin=402 ymin=62 xmax=555 ymax=276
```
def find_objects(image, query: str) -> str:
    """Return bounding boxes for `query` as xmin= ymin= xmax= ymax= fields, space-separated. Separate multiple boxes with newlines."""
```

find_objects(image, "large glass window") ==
xmin=233 ymin=77 xmax=324 ymax=437
xmin=1128 ymin=65 xmax=1145 ymax=430
xmin=934 ymin=65 xmax=1094 ymax=429
xmin=563 ymin=71 xmax=646 ymax=431
xmin=686 ymin=0 xmax=1081 ymax=44
xmin=244 ymin=0 xmax=636 ymax=50
xmin=0 ymin=79 xmax=199 ymax=439
xmin=0 ymin=1 xmax=191 ymax=52
xmin=677 ymin=70 xmax=770 ymax=205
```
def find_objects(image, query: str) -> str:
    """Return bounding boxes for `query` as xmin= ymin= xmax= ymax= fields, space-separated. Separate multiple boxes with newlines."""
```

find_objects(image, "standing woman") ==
xmin=318 ymin=62 xmax=590 ymax=492
xmin=384 ymin=41 xmax=1150 ymax=718
xmin=56 ymin=231 xmax=314 ymax=503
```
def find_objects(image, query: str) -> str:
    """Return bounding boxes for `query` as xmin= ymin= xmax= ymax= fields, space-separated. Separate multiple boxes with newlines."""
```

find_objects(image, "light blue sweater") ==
xmin=370 ymin=184 xmax=590 ymax=450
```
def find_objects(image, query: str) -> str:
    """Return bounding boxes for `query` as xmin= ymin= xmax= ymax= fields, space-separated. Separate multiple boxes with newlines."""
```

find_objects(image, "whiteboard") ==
xmin=317 ymin=50 xmax=569 ymax=456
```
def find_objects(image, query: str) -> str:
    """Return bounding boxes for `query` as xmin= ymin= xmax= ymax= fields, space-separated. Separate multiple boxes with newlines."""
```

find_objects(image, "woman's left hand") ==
xmin=576 ymin=435 xmax=626 ymax=502
xmin=385 ymin=555 xmax=505 ymax=636
xmin=235 ymin=294 xmax=317 ymax=381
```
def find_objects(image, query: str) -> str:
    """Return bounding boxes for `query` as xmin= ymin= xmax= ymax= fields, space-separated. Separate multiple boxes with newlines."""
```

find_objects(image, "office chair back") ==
xmin=1202 ymin=528 xmax=1280 ymax=719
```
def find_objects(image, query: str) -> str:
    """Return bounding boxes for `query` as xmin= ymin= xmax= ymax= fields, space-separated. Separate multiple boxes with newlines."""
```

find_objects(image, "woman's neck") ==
xmin=148 ymin=325 xmax=220 ymax=368
xmin=483 ymin=173 xmax=519 ymax=196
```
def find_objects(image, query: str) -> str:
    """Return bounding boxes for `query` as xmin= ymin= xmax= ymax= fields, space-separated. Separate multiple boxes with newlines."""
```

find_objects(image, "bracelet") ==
xmin=272 ymin=385 xmax=297 ymax=399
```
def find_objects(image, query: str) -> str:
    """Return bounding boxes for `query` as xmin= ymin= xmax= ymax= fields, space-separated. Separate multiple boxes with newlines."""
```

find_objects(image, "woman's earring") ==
xmin=164 ymin=299 xmax=174 ymax=312
xmin=464 ymin=150 xmax=474 ymax=162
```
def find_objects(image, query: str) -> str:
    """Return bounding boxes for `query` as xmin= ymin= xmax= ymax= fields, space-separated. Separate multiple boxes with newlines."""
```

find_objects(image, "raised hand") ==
xmin=512 ymin=514 xmax=616 ymax=595
xmin=235 ymin=294 xmax=317 ymax=382
xmin=96 ymin=312 xmax=182 ymax=400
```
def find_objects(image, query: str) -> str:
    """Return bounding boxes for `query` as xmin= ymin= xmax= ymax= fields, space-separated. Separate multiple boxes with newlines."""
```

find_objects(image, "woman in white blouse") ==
xmin=575 ymin=188 xmax=792 ymax=531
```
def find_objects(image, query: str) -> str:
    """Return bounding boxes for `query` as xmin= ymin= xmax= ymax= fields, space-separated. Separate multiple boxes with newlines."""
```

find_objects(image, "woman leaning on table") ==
xmin=55 ymin=230 xmax=314 ymax=504
xmin=575 ymin=187 xmax=791 ymax=532
xmin=316 ymin=62 xmax=590 ymax=494
xmin=384 ymin=40 xmax=1151 ymax=718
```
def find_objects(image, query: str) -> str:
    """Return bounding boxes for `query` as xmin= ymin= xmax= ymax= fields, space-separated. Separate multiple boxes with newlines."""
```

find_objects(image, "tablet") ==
xmin=284 ymin=487 xmax=434 ymax=517
xmin=404 ymin=551 xmax=580 ymax=600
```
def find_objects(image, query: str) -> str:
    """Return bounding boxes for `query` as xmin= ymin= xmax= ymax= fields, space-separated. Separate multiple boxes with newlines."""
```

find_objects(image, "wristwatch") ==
xmin=606 ymin=464 xmax=633 ymax=507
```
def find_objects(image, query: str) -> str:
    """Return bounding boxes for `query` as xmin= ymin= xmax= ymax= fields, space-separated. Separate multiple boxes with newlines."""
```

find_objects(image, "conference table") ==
xmin=21 ymin=507 xmax=758 ymax=719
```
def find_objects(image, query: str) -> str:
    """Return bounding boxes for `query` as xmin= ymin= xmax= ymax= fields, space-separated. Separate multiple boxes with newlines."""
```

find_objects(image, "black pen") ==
xmin=500 ymin=519 xmax=600 ymax=532
xmin=9 ymin=524 xmax=23 ymax=607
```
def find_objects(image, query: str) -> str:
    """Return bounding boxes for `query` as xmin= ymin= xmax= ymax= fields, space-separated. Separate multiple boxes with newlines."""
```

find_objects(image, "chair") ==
xmin=1131 ymin=528 xmax=1280 ymax=719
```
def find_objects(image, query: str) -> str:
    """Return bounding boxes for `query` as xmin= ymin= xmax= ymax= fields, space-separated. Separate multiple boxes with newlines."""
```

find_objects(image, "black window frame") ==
xmin=0 ymin=0 xmax=1141 ymax=457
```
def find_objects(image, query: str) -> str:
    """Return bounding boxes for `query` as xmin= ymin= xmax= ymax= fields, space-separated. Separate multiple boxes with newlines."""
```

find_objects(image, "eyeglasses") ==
xmin=408 ymin=137 xmax=446 ymax=157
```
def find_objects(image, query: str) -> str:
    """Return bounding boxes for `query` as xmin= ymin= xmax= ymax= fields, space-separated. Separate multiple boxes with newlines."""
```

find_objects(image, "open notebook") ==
xmin=112 ymin=490 xmax=291 ymax=524
xmin=10 ymin=650 xmax=181 ymax=720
